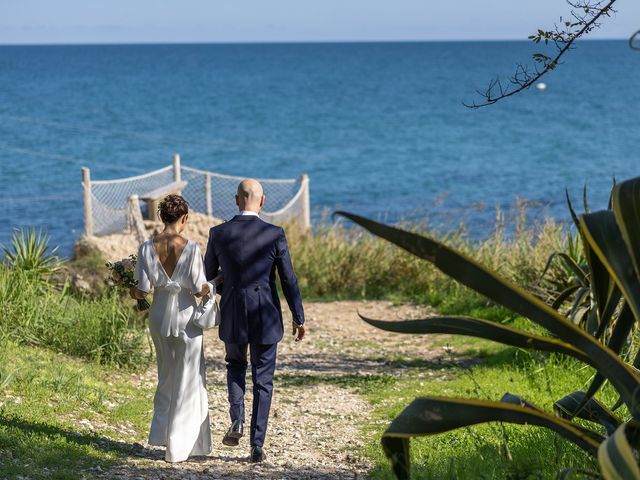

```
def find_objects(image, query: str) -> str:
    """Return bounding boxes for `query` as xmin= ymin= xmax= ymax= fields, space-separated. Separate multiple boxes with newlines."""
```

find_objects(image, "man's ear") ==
xmin=235 ymin=195 xmax=240 ymax=207
xmin=260 ymin=195 xmax=265 ymax=207
xmin=182 ymin=214 xmax=189 ymax=225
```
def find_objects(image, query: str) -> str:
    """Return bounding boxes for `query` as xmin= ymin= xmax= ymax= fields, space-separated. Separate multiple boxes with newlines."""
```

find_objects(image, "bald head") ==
xmin=236 ymin=179 xmax=265 ymax=213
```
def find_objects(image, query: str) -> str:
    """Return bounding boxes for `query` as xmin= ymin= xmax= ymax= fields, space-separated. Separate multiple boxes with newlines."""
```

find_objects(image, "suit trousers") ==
xmin=224 ymin=342 xmax=277 ymax=448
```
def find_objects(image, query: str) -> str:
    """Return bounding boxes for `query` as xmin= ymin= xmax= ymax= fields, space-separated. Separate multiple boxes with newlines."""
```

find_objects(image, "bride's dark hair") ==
xmin=158 ymin=194 xmax=189 ymax=224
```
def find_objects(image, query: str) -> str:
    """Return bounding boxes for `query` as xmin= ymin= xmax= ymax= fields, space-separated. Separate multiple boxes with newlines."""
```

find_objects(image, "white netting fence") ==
xmin=84 ymin=160 xmax=309 ymax=236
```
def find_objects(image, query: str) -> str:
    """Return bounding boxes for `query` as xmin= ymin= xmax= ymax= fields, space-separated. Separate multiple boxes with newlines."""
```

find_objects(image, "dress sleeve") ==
xmin=134 ymin=242 xmax=152 ymax=293
xmin=189 ymin=244 xmax=208 ymax=295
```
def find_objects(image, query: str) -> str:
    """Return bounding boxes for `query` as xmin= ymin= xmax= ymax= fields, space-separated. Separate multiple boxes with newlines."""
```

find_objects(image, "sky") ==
xmin=0 ymin=0 xmax=639 ymax=45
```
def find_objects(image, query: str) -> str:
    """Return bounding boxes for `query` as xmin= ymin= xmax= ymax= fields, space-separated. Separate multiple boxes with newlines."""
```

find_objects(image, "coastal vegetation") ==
xmin=337 ymin=175 xmax=640 ymax=479
xmin=290 ymin=206 xmax=568 ymax=318
xmin=0 ymin=229 xmax=148 ymax=368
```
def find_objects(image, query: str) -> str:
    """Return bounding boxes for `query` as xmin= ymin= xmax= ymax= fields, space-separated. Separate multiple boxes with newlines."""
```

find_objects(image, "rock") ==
xmin=71 ymin=272 xmax=92 ymax=294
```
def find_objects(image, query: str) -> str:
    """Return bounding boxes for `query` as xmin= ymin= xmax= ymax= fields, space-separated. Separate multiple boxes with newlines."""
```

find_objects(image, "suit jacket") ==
xmin=204 ymin=215 xmax=305 ymax=345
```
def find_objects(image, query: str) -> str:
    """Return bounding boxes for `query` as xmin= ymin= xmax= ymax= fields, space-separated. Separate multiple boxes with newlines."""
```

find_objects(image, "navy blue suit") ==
xmin=204 ymin=214 xmax=305 ymax=447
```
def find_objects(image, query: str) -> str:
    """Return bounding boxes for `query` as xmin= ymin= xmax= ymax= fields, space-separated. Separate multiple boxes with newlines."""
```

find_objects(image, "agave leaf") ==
xmin=578 ymin=304 xmax=636 ymax=415
xmin=566 ymin=189 xmax=581 ymax=229
xmin=552 ymin=285 xmax=581 ymax=310
xmin=580 ymin=221 xmax=614 ymax=330
xmin=2 ymin=227 xmax=63 ymax=274
xmin=612 ymin=177 xmax=640 ymax=282
xmin=501 ymin=392 xmax=605 ymax=442
xmin=594 ymin=285 xmax=622 ymax=340
xmin=381 ymin=396 xmax=604 ymax=480
xmin=336 ymin=211 xmax=640 ymax=418
xmin=598 ymin=422 xmax=640 ymax=480
xmin=607 ymin=177 xmax=617 ymax=211
xmin=583 ymin=185 xmax=590 ymax=214
xmin=579 ymin=211 xmax=640 ymax=327
xmin=570 ymin=306 xmax=590 ymax=330
xmin=584 ymin=308 xmax=599 ymax=337
xmin=569 ymin=288 xmax=590 ymax=317
xmin=559 ymin=468 xmax=603 ymax=479
xmin=358 ymin=314 xmax=593 ymax=366
xmin=500 ymin=392 xmax=538 ymax=409
xmin=539 ymin=252 xmax=588 ymax=287
xmin=554 ymin=391 xmax=621 ymax=436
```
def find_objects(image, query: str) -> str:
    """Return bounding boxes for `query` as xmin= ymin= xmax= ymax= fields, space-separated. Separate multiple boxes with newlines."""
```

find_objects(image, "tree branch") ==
xmin=465 ymin=0 xmax=618 ymax=108
xmin=630 ymin=29 xmax=640 ymax=50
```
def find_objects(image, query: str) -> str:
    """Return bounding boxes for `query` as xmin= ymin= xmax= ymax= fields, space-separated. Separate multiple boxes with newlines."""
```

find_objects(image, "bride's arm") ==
xmin=131 ymin=243 xmax=151 ymax=300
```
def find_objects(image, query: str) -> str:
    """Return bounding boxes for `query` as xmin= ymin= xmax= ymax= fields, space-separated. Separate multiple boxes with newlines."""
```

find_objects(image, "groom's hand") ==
xmin=292 ymin=321 xmax=305 ymax=342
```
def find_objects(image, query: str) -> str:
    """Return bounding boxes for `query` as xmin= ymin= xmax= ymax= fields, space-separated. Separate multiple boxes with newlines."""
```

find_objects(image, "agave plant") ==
xmin=537 ymin=187 xmax=623 ymax=339
xmin=336 ymin=176 xmax=640 ymax=479
xmin=1 ymin=228 xmax=64 ymax=277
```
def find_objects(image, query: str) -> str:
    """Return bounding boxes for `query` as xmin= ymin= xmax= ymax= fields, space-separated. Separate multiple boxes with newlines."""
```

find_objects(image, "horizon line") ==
xmin=0 ymin=37 xmax=630 ymax=47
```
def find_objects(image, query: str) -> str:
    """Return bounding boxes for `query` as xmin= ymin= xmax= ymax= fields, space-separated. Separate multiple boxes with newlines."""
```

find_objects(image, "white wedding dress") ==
xmin=134 ymin=239 xmax=212 ymax=462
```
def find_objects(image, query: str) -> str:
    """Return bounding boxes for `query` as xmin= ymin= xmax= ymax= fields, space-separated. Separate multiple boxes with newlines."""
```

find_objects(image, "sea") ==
xmin=0 ymin=40 xmax=638 ymax=256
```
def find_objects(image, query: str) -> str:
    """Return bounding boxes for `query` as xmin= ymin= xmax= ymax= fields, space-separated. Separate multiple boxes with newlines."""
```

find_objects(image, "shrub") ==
xmin=2 ymin=228 xmax=63 ymax=279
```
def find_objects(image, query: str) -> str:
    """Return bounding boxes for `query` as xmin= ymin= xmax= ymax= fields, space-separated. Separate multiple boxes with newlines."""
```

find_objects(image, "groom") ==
xmin=204 ymin=179 xmax=306 ymax=463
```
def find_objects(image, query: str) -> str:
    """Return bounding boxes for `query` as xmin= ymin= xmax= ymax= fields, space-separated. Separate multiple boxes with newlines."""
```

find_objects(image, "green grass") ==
xmin=357 ymin=334 xmax=625 ymax=479
xmin=0 ymin=265 xmax=150 ymax=367
xmin=0 ymin=340 xmax=154 ymax=480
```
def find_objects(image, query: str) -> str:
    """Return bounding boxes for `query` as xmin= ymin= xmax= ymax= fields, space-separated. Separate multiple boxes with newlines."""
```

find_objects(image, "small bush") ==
xmin=2 ymin=228 xmax=64 ymax=279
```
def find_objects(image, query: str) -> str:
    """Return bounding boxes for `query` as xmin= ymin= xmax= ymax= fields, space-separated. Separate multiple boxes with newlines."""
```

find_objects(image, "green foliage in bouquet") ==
xmin=105 ymin=255 xmax=150 ymax=311
xmin=336 ymin=175 xmax=640 ymax=480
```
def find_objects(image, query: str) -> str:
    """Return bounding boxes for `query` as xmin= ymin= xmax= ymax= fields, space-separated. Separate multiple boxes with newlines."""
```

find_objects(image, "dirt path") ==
xmin=102 ymin=301 xmax=451 ymax=480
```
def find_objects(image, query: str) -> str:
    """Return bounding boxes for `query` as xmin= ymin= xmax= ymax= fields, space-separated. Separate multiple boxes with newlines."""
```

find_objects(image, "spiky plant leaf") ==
xmin=579 ymin=211 xmax=640 ymax=326
xmin=539 ymin=252 xmax=589 ymax=288
xmin=551 ymin=284 xmax=582 ymax=310
xmin=577 ymin=303 xmax=635 ymax=418
xmin=598 ymin=423 xmax=640 ymax=480
xmin=335 ymin=211 xmax=640 ymax=418
xmin=566 ymin=189 xmax=581 ymax=229
xmin=381 ymin=396 xmax=604 ymax=480
xmin=611 ymin=176 xmax=640 ymax=282
xmin=358 ymin=314 xmax=592 ymax=365
xmin=554 ymin=391 xmax=621 ymax=436
xmin=1 ymin=228 xmax=63 ymax=277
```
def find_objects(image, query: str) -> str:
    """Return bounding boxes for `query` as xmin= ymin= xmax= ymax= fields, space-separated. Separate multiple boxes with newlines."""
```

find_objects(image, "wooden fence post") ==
xmin=127 ymin=195 xmax=147 ymax=243
xmin=82 ymin=167 xmax=94 ymax=236
xmin=205 ymin=173 xmax=213 ymax=217
xmin=173 ymin=153 xmax=181 ymax=182
xmin=301 ymin=174 xmax=311 ymax=230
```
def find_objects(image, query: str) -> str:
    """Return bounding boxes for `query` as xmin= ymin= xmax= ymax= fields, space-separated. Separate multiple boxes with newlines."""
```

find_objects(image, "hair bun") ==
xmin=158 ymin=194 xmax=189 ymax=224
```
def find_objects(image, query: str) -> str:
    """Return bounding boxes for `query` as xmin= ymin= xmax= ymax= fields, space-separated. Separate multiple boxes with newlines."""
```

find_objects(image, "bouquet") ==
xmin=106 ymin=255 xmax=150 ymax=311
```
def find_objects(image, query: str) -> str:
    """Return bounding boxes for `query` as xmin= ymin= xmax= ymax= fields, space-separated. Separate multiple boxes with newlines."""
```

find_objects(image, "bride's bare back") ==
xmin=152 ymin=233 xmax=188 ymax=278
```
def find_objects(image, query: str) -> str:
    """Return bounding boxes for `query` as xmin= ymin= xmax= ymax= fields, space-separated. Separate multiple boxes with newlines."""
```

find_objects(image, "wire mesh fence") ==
xmin=83 ymin=157 xmax=309 ymax=236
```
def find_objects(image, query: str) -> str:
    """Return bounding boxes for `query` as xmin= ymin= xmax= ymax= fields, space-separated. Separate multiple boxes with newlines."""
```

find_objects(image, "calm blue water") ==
xmin=0 ymin=41 xmax=639 ymax=255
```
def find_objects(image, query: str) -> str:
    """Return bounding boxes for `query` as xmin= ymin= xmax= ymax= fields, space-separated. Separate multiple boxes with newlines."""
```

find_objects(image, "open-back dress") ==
xmin=134 ymin=239 xmax=212 ymax=462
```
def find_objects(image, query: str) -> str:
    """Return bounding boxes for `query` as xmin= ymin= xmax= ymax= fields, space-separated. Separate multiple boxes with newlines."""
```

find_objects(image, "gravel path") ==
xmin=101 ymin=301 xmax=449 ymax=480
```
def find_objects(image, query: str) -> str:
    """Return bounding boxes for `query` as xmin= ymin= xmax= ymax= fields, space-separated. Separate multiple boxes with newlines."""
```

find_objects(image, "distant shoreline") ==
xmin=0 ymin=38 xmax=629 ymax=48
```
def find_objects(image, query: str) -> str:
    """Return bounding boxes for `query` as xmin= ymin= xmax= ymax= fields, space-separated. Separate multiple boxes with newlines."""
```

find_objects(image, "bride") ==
xmin=129 ymin=194 xmax=217 ymax=463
